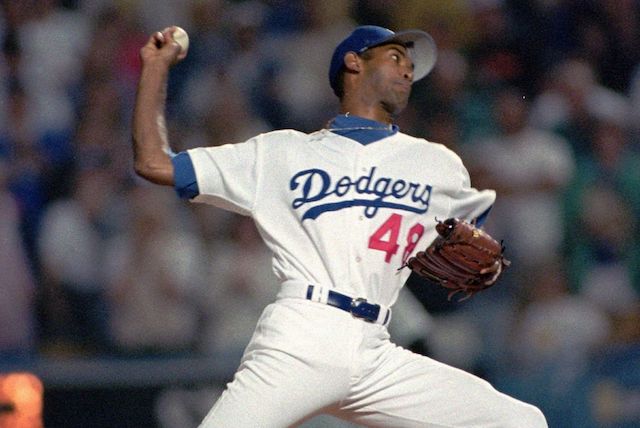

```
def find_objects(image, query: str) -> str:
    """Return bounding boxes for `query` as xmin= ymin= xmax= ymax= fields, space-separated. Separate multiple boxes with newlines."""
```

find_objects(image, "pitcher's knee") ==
xmin=502 ymin=401 xmax=547 ymax=428
xmin=526 ymin=405 xmax=548 ymax=428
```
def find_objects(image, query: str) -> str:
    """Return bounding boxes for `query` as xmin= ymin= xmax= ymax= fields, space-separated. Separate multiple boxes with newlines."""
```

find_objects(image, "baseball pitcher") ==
xmin=132 ymin=24 xmax=547 ymax=427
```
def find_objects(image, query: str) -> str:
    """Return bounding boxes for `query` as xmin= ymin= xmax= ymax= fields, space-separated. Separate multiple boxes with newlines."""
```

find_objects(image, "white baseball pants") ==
xmin=199 ymin=297 xmax=547 ymax=427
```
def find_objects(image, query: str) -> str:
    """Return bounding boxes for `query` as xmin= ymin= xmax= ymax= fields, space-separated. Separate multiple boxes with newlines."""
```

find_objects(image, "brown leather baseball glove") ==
xmin=403 ymin=218 xmax=510 ymax=301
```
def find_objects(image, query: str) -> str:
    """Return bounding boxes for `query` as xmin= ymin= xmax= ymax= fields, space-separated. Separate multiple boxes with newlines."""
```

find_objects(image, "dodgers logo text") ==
xmin=289 ymin=167 xmax=432 ymax=220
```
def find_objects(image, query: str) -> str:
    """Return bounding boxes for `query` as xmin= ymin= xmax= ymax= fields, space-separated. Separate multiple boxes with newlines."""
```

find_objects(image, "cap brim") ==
xmin=372 ymin=30 xmax=437 ymax=83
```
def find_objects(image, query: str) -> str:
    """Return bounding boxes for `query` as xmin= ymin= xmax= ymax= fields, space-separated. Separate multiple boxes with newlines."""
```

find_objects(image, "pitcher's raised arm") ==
xmin=131 ymin=27 xmax=187 ymax=185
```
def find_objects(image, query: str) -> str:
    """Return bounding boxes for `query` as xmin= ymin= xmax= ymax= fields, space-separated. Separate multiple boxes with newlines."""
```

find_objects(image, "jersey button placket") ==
xmin=351 ymin=161 xmax=367 ymax=280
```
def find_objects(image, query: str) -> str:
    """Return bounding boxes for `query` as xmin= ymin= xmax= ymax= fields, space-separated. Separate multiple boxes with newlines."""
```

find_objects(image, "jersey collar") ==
xmin=327 ymin=114 xmax=399 ymax=145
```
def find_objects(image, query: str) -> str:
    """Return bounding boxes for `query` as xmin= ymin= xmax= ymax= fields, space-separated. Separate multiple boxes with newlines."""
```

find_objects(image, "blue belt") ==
xmin=305 ymin=285 xmax=390 ymax=325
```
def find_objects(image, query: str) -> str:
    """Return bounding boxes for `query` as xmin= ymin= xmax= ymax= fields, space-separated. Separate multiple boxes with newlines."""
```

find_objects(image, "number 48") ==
xmin=368 ymin=213 xmax=425 ymax=264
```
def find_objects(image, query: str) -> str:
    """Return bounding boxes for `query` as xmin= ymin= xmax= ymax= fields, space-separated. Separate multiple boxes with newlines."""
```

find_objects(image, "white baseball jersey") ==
xmin=186 ymin=128 xmax=494 ymax=308
xmin=183 ymin=120 xmax=546 ymax=427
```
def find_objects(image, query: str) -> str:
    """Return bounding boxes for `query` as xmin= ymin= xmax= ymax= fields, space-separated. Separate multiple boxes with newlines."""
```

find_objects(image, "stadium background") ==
xmin=0 ymin=0 xmax=639 ymax=427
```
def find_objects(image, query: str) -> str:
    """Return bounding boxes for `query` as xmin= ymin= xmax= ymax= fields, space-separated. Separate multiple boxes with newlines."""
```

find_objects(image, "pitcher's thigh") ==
xmin=341 ymin=347 xmax=547 ymax=428
xmin=199 ymin=350 xmax=349 ymax=428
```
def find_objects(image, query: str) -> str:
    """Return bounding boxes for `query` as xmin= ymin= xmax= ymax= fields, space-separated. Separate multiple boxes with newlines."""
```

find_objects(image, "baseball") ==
xmin=171 ymin=26 xmax=189 ymax=54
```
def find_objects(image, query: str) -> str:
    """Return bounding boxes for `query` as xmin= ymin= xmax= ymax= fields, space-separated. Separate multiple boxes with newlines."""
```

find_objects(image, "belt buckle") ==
xmin=350 ymin=298 xmax=378 ymax=323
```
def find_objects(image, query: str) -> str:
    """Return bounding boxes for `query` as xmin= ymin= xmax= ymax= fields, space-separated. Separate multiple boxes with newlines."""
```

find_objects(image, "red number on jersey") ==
xmin=368 ymin=214 xmax=425 ymax=264
xmin=368 ymin=213 xmax=402 ymax=263
xmin=402 ymin=223 xmax=425 ymax=264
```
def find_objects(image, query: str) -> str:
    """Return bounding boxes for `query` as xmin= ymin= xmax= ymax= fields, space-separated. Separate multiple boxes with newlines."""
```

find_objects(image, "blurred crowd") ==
xmin=1 ymin=0 xmax=639 ymax=427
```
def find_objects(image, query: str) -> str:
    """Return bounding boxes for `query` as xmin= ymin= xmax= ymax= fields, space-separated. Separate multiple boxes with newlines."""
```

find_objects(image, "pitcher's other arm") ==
xmin=132 ymin=28 xmax=187 ymax=185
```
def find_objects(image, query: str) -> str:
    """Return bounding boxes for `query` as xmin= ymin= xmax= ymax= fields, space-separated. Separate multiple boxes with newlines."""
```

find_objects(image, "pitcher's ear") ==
xmin=343 ymin=52 xmax=361 ymax=73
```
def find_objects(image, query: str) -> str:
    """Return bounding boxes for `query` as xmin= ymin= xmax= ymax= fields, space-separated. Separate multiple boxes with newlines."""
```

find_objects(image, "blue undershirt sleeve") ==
xmin=171 ymin=151 xmax=200 ymax=199
xmin=474 ymin=205 xmax=493 ymax=227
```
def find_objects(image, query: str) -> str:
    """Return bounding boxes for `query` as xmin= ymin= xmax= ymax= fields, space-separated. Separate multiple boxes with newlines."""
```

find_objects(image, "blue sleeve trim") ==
xmin=474 ymin=205 xmax=492 ymax=227
xmin=172 ymin=152 xmax=200 ymax=199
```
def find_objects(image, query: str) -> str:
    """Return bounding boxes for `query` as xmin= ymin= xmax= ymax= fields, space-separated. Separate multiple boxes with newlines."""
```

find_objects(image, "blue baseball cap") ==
xmin=329 ymin=25 xmax=437 ymax=95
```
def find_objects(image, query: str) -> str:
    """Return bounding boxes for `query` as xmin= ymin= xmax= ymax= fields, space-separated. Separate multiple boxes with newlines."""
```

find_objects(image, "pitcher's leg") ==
xmin=341 ymin=343 xmax=547 ymax=428
xmin=200 ymin=301 xmax=355 ymax=428
xmin=199 ymin=349 xmax=350 ymax=428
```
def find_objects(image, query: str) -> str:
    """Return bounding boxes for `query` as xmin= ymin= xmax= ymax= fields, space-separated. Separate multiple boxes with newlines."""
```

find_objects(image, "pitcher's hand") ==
xmin=140 ymin=27 xmax=187 ymax=68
